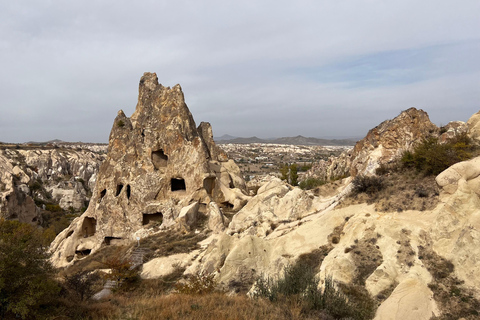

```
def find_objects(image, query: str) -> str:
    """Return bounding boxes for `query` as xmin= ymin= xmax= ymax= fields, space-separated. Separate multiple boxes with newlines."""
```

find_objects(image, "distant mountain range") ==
xmin=214 ymin=135 xmax=357 ymax=146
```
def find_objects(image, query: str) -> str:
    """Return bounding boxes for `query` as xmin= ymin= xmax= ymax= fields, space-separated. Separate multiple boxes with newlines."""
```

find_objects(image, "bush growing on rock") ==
xmin=352 ymin=175 xmax=385 ymax=195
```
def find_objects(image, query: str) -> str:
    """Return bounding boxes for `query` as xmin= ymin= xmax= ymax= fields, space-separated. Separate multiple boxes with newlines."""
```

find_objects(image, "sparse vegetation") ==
xmin=419 ymin=232 xmax=480 ymax=320
xmin=341 ymin=168 xmax=440 ymax=212
xmin=254 ymin=263 xmax=376 ymax=320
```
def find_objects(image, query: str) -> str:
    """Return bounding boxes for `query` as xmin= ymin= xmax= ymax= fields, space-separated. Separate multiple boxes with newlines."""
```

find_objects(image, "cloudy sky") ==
xmin=1 ymin=1 xmax=479 ymax=143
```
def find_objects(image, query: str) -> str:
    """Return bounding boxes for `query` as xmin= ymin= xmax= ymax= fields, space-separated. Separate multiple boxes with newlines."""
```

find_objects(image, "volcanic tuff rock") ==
xmin=306 ymin=108 xmax=444 ymax=181
xmin=50 ymin=72 xmax=248 ymax=267
xmin=0 ymin=148 xmax=104 ymax=223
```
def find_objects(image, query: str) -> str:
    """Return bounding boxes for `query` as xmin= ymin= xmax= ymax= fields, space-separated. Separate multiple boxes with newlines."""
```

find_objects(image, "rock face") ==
xmin=306 ymin=108 xmax=438 ymax=180
xmin=50 ymin=73 xmax=248 ymax=267
xmin=0 ymin=147 xmax=104 ymax=224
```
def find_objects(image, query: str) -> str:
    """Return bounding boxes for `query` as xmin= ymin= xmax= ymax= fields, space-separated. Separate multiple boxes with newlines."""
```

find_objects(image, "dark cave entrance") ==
xmin=171 ymin=178 xmax=186 ymax=192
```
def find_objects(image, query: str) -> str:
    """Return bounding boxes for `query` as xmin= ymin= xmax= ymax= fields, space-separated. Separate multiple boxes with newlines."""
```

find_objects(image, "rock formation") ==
xmin=50 ymin=72 xmax=248 ymax=268
xmin=0 ymin=147 xmax=104 ymax=224
xmin=305 ymin=107 xmax=472 ymax=182
xmin=46 ymin=74 xmax=480 ymax=319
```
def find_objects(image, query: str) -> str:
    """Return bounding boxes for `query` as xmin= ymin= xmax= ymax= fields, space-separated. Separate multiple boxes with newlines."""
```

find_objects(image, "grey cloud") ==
xmin=0 ymin=1 xmax=479 ymax=142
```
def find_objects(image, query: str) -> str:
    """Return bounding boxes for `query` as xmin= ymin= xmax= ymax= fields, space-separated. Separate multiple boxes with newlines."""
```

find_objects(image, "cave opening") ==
xmin=104 ymin=237 xmax=123 ymax=245
xmin=81 ymin=217 xmax=96 ymax=237
xmin=152 ymin=149 xmax=168 ymax=169
xmin=116 ymin=184 xmax=123 ymax=197
xmin=142 ymin=212 xmax=163 ymax=225
xmin=126 ymin=185 xmax=131 ymax=199
xmin=75 ymin=249 xmax=91 ymax=257
xmin=171 ymin=178 xmax=186 ymax=192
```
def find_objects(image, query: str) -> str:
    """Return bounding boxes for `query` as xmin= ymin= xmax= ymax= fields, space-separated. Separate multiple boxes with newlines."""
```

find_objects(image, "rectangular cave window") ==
xmin=142 ymin=212 xmax=163 ymax=225
xmin=81 ymin=217 xmax=96 ymax=237
xmin=152 ymin=149 xmax=168 ymax=169
xmin=171 ymin=178 xmax=186 ymax=192
xmin=116 ymin=184 xmax=123 ymax=197
xmin=104 ymin=237 xmax=122 ymax=245
xmin=203 ymin=177 xmax=216 ymax=195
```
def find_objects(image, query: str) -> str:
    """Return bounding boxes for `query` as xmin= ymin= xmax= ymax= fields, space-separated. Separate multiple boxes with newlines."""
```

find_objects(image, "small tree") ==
xmin=279 ymin=164 xmax=289 ymax=181
xmin=103 ymin=256 xmax=139 ymax=289
xmin=289 ymin=164 xmax=298 ymax=186
xmin=0 ymin=219 xmax=60 ymax=319
xmin=64 ymin=271 xmax=101 ymax=301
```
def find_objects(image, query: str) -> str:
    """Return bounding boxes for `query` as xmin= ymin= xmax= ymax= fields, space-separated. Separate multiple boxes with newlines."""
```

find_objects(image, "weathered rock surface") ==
xmin=306 ymin=108 xmax=438 ymax=181
xmin=467 ymin=110 xmax=480 ymax=142
xmin=50 ymin=73 xmax=248 ymax=268
xmin=0 ymin=147 xmax=104 ymax=223
xmin=179 ymin=153 xmax=480 ymax=319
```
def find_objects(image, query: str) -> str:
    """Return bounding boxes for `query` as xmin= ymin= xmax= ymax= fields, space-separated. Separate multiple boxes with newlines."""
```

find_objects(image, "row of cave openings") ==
xmin=70 ymin=211 xmax=164 ymax=260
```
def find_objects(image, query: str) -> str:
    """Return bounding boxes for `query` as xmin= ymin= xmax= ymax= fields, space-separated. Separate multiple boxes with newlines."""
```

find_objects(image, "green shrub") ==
xmin=0 ymin=219 xmax=60 ymax=319
xmin=117 ymin=120 xmax=125 ymax=128
xmin=299 ymin=177 xmax=325 ymax=190
xmin=352 ymin=175 xmax=385 ymax=195
xmin=401 ymin=133 xmax=476 ymax=175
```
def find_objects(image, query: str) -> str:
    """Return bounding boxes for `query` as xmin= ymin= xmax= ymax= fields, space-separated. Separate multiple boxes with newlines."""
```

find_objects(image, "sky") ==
xmin=1 ymin=1 xmax=479 ymax=143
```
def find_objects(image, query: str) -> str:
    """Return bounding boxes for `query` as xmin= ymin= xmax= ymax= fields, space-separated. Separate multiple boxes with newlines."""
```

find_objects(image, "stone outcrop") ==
xmin=50 ymin=73 xmax=248 ymax=268
xmin=0 ymin=147 xmax=104 ymax=223
xmin=305 ymin=108 xmax=438 ymax=181
xmin=467 ymin=110 xmax=480 ymax=142
xmin=349 ymin=108 xmax=438 ymax=176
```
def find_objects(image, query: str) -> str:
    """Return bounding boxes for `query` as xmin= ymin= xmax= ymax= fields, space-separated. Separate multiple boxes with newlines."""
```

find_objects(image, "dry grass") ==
xmin=339 ymin=169 xmax=439 ymax=212
xmin=140 ymin=229 xmax=208 ymax=261
xmin=58 ymin=293 xmax=312 ymax=320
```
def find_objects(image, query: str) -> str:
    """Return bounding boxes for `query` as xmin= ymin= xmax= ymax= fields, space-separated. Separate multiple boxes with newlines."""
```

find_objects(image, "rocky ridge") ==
xmin=305 ymin=107 xmax=468 ymax=181
xmin=0 ymin=147 xmax=105 ymax=224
